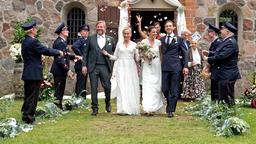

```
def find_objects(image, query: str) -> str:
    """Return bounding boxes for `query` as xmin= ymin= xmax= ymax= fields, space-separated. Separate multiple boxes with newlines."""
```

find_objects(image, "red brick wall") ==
xmin=182 ymin=0 xmax=196 ymax=32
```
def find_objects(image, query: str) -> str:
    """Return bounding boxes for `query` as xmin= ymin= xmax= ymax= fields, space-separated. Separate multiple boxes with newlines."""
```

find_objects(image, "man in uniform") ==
xmin=203 ymin=22 xmax=241 ymax=105
xmin=21 ymin=20 xmax=63 ymax=124
xmin=206 ymin=24 xmax=222 ymax=101
xmin=50 ymin=22 xmax=81 ymax=109
xmin=72 ymin=24 xmax=90 ymax=98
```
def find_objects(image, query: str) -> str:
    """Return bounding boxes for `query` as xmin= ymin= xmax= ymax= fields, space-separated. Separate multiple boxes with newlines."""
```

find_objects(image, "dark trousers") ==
xmin=53 ymin=76 xmax=66 ymax=104
xmin=162 ymin=71 xmax=181 ymax=113
xmin=75 ymin=69 xmax=88 ymax=98
xmin=211 ymin=79 xmax=219 ymax=101
xmin=89 ymin=65 xmax=111 ymax=110
xmin=21 ymin=80 xmax=41 ymax=123
xmin=218 ymin=79 xmax=236 ymax=105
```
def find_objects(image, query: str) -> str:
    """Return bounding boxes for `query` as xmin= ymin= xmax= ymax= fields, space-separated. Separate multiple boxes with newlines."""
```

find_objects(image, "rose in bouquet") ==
xmin=136 ymin=42 xmax=157 ymax=64
xmin=9 ymin=43 xmax=22 ymax=63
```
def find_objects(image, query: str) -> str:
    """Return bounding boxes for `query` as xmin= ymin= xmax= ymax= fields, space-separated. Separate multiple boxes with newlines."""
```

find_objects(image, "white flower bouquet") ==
xmin=9 ymin=43 xmax=22 ymax=63
xmin=136 ymin=42 xmax=157 ymax=64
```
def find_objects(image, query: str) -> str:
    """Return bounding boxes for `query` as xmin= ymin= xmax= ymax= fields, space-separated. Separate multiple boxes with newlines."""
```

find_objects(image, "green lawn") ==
xmin=1 ymin=99 xmax=256 ymax=144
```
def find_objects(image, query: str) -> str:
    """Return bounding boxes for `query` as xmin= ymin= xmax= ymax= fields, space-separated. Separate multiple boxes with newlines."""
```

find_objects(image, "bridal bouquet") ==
xmin=9 ymin=43 xmax=22 ymax=63
xmin=136 ymin=42 xmax=157 ymax=64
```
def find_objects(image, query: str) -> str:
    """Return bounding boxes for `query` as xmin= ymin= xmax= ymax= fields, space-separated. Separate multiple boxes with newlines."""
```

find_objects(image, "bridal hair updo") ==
xmin=122 ymin=26 xmax=132 ymax=34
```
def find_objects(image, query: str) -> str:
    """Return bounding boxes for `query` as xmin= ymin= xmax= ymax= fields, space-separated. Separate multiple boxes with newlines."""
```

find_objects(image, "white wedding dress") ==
xmin=141 ymin=39 xmax=163 ymax=113
xmin=110 ymin=41 xmax=140 ymax=115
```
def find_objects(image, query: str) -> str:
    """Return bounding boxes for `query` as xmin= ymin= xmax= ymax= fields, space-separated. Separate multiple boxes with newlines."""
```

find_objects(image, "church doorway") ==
xmin=130 ymin=10 xmax=174 ymax=42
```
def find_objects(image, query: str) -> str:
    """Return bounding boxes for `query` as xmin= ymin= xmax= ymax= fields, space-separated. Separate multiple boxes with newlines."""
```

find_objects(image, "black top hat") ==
xmin=222 ymin=22 xmax=237 ymax=33
xmin=55 ymin=22 xmax=68 ymax=34
xmin=22 ymin=20 xmax=37 ymax=31
xmin=208 ymin=24 xmax=220 ymax=34
xmin=79 ymin=24 xmax=90 ymax=32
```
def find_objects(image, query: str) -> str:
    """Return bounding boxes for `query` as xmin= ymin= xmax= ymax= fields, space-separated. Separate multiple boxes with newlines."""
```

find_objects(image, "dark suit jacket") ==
xmin=180 ymin=39 xmax=190 ymax=67
xmin=50 ymin=37 xmax=75 ymax=77
xmin=160 ymin=35 xmax=188 ymax=72
xmin=208 ymin=36 xmax=241 ymax=80
xmin=208 ymin=38 xmax=222 ymax=79
xmin=72 ymin=37 xmax=88 ymax=70
xmin=82 ymin=34 xmax=116 ymax=73
xmin=21 ymin=35 xmax=60 ymax=80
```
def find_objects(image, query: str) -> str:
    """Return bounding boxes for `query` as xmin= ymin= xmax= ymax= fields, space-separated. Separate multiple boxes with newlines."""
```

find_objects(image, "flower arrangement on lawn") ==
xmin=136 ymin=42 xmax=157 ymax=64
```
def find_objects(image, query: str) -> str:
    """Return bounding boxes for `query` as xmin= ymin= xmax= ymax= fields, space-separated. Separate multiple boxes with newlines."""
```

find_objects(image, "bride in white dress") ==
xmin=141 ymin=26 xmax=163 ymax=114
xmin=103 ymin=27 xmax=140 ymax=115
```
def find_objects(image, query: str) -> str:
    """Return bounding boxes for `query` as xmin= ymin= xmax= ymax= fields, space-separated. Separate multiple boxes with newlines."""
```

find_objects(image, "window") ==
xmin=219 ymin=9 xmax=238 ymax=35
xmin=67 ymin=8 xmax=85 ymax=45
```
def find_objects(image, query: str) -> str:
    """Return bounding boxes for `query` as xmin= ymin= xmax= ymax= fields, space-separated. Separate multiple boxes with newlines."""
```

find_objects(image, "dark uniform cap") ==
xmin=222 ymin=22 xmax=237 ymax=33
xmin=55 ymin=22 xmax=68 ymax=34
xmin=208 ymin=24 xmax=220 ymax=34
xmin=22 ymin=20 xmax=37 ymax=31
xmin=79 ymin=24 xmax=90 ymax=32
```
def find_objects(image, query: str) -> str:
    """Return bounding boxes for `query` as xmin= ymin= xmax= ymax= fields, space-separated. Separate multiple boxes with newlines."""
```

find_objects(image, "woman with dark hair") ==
xmin=141 ymin=26 xmax=163 ymax=115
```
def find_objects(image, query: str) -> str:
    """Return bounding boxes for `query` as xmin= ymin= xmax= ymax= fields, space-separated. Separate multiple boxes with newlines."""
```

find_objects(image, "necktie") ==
xmin=184 ymin=40 xmax=188 ymax=50
xmin=166 ymin=35 xmax=171 ymax=45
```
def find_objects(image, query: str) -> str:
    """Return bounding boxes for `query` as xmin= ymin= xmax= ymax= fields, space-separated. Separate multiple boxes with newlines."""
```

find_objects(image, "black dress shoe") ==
xmin=167 ymin=112 xmax=174 ymax=118
xmin=91 ymin=109 xmax=98 ymax=116
xmin=105 ymin=103 xmax=111 ymax=113
xmin=22 ymin=115 xmax=35 ymax=124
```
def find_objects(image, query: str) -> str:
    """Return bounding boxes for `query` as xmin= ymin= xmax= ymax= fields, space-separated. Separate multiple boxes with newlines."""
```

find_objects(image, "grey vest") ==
xmin=96 ymin=47 xmax=107 ymax=64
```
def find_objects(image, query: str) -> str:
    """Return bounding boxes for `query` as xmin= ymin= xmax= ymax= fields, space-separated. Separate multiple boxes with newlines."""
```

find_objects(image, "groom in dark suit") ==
xmin=160 ymin=20 xmax=188 ymax=118
xmin=82 ymin=20 xmax=116 ymax=116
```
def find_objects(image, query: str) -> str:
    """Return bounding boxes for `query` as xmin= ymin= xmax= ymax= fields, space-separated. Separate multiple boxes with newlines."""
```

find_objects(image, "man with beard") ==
xmin=82 ymin=21 xmax=116 ymax=116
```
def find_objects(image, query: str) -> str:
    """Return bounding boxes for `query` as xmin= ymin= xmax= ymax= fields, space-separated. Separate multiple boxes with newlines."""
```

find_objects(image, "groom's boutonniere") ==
xmin=173 ymin=36 xmax=178 ymax=44
xmin=106 ymin=38 xmax=112 ymax=46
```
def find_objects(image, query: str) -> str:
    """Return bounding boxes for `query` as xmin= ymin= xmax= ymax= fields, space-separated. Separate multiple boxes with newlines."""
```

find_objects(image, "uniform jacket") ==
xmin=50 ymin=37 xmax=75 ymax=76
xmin=21 ymin=35 xmax=60 ymax=80
xmin=208 ymin=38 xmax=222 ymax=79
xmin=72 ymin=37 xmax=88 ymax=70
xmin=208 ymin=36 xmax=241 ymax=80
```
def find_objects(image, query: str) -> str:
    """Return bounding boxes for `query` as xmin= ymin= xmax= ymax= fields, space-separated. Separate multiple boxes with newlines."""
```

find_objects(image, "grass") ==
xmin=1 ymin=99 xmax=256 ymax=144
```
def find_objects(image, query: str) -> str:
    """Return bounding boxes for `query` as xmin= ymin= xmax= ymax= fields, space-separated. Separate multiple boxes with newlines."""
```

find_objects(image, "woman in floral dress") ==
xmin=182 ymin=40 xmax=205 ymax=100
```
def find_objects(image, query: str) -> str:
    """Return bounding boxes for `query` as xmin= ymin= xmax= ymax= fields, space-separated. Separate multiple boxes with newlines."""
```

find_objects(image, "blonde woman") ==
xmin=103 ymin=27 xmax=140 ymax=115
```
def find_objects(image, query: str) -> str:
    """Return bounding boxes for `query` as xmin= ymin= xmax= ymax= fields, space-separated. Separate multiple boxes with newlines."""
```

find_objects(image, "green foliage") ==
xmin=63 ymin=96 xmax=86 ymax=111
xmin=0 ymin=118 xmax=33 ymax=139
xmin=35 ymin=102 xmax=63 ymax=119
xmin=185 ymin=96 xmax=250 ymax=137
xmin=11 ymin=17 xmax=42 ymax=44
xmin=0 ymin=98 xmax=14 ymax=120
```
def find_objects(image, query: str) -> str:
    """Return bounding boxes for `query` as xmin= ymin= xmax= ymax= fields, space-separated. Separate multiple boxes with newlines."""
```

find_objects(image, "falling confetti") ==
xmin=154 ymin=15 xmax=157 ymax=18
xmin=164 ymin=17 xmax=168 ymax=20
xmin=150 ymin=21 xmax=153 ymax=24
xmin=134 ymin=31 xmax=137 ymax=34
xmin=158 ymin=18 xmax=163 ymax=21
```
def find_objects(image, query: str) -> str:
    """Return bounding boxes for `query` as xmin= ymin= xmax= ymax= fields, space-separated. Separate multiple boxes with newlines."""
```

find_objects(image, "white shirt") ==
xmin=97 ymin=34 xmax=106 ymax=49
xmin=192 ymin=48 xmax=201 ymax=65
xmin=165 ymin=33 xmax=175 ymax=44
